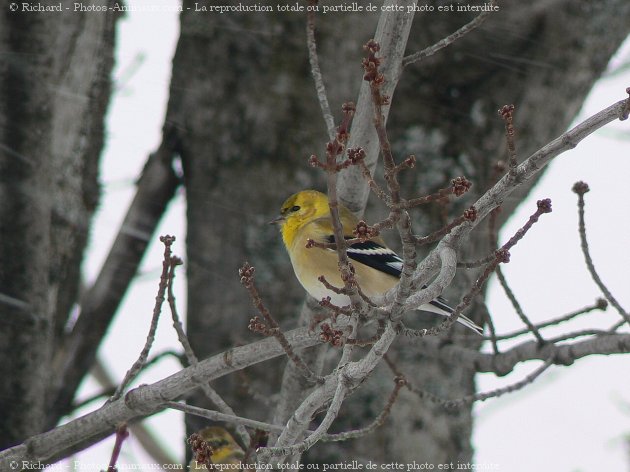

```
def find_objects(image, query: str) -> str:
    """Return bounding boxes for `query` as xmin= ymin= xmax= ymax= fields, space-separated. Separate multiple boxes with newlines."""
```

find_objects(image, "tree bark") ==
xmin=0 ymin=2 xmax=118 ymax=447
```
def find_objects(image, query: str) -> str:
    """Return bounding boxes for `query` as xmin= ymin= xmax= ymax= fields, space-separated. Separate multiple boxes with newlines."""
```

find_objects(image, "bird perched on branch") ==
xmin=271 ymin=189 xmax=482 ymax=334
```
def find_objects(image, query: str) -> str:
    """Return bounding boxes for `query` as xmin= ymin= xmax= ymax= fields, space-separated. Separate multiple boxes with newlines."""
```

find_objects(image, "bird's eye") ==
xmin=290 ymin=205 xmax=300 ymax=212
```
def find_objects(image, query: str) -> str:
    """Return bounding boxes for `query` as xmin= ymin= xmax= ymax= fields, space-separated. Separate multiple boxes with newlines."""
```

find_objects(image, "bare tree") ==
xmin=0 ymin=1 xmax=118 ymax=449
xmin=1 ymin=0 xmax=630 ymax=469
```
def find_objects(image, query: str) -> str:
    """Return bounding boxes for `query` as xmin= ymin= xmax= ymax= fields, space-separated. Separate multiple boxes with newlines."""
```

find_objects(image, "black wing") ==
xmin=325 ymin=236 xmax=453 ymax=314
xmin=326 ymin=236 xmax=403 ymax=277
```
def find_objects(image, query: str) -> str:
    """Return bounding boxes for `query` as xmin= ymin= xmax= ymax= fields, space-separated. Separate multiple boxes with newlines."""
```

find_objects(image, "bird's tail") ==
xmin=425 ymin=298 xmax=484 ymax=335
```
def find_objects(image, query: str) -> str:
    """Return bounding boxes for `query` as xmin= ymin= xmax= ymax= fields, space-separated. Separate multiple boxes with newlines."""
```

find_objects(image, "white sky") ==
xmin=60 ymin=3 xmax=630 ymax=471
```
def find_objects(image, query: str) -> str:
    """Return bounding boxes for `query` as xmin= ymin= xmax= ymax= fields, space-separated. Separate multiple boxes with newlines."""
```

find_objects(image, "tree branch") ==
xmin=415 ymin=333 xmax=630 ymax=375
xmin=1 ymin=328 xmax=321 ymax=465
xmin=4 ymin=324 xmax=630 ymax=464
xmin=338 ymin=0 xmax=417 ymax=213
xmin=402 ymin=0 xmax=498 ymax=67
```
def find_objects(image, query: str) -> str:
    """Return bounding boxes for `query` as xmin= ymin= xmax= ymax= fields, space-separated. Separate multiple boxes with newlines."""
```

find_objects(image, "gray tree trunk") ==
xmin=0 ymin=3 xmax=117 ymax=448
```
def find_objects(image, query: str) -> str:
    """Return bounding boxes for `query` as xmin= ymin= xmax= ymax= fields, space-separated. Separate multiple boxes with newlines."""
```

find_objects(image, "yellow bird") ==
xmin=272 ymin=190 xmax=482 ymax=334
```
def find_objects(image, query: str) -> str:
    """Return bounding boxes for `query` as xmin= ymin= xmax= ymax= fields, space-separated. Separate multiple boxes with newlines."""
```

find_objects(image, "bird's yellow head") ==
xmin=271 ymin=190 xmax=331 ymax=249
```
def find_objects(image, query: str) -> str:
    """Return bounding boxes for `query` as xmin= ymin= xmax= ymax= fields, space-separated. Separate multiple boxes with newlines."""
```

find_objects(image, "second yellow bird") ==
xmin=189 ymin=426 xmax=245 ymax=470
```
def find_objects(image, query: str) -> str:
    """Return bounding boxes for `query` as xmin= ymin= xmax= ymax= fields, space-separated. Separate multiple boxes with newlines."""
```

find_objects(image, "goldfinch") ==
xmin=271 ymin=190 xmax=482 ymax=334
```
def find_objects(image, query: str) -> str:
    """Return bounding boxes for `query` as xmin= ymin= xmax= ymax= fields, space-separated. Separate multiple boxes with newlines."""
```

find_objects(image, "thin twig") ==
xmin=499 ymin=104 xmax=518 ymax=179
xmin=384 ymin=353 xmax=551 ymax=409
xmin=240 ymin=263 xmax=323 ymax=384
xmin=392 ymin=211 xmax=420 ymax=321
xmin=480 ymin=302 xmax=500 ymax=355
xmin=356 ymin=157 xmax=391 ymax=205
xmin=484 ymin=209 xmax=500 ymax=354
xmin=402 ymin=0 xmax=498 ymax=67
xmin=166 ymin=258 xmax=196 ymax=362
xmin=317 ymin=296 xmax=352 ymax=319
xmin=407 ymin=357 xmax=554 ymax=409
xmin=457 ymin=252 xmax=498 ymax=269
xmin=495 ymin=266 xmax=545 ymax=344
xmin=404 ymin=176 xmax=472 ymax=208
xmin=324 ymin=103 xmax=366 ymax=316
xmin=306 ymin=0 xmax=335 ymax=141
xmin=501 ymin=199 xmax=553 ymax=252
xmin=364 ymin=40 xmax=398 ymax=192
xmin=321 ymin=376 xmax=405 ymax=441
xmin=414 ymin=207 xmax=476 ymax=246
xmin=573 ymin=181 xmax=630 ymax=326
xmin=111 ymin=235 xmax=175 ymax=401
xmin=545 ymin=329 xmax=617 ymax=344
xmin=107 ymin=424 xmax=129 ymax=472
xmin=458 ymin=207 xmax=501 ymax=268
xmin=418 ymin=249 xmax=506 ymax=336
xmin=421 ymin=199 xmax=552 ymax=336
xmin=609 ymin=319 xmax=626 ymax=332
xmin=165 ymin=402 xmax=287 ymax=434
xmin=370 ymin=213 xmax=400 ymax=235
xmin=461 ymin=356 xmax=554 ymax=405
xmin=167 ymin=255 xmax=251 ymax=448
xmin=364 ymin=39 xmax=419 ymax=323
xmin=346 ymin=320 xmax=386 ymax=347
xmin=484 ymin=299 xmax=607 ymax=341
xmin=144 ymin=350 xmax=185 ymax=369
